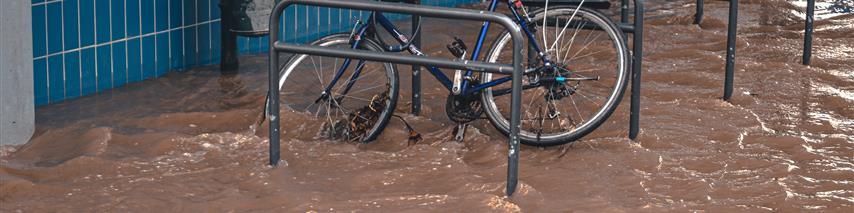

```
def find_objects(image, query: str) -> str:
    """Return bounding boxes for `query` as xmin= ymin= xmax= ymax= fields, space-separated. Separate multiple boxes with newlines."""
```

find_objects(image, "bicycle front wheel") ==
xmin=278 ymin=34 xmax=399 ymax=143
xmin=481 ymin=6 xmax=629 ymax=146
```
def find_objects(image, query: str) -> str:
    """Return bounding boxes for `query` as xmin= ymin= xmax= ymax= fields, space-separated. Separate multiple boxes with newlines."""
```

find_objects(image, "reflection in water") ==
xmin=1 ymin=0 xmax=853 ymax=211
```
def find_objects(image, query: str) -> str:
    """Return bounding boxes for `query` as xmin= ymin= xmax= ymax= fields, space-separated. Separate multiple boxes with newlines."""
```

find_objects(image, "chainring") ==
xmin=445 ymin=94 xmax=483 ymax=123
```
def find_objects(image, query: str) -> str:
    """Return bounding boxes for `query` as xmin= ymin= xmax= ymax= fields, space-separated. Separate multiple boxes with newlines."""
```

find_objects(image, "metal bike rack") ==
xmin=803 ymin=0 xmax=815 ymax=65
xmin=530 ymin=0 xmax=645 ymax=140
xmin=693 ymin=0 xmax=738 ymax=101
xmin=619 ymin=0 xmax=645 ymax=140
xmin=694 ymin=0 xmax=819 ymax=99
xmin=267 ymin=0 xmax=527 ymax=196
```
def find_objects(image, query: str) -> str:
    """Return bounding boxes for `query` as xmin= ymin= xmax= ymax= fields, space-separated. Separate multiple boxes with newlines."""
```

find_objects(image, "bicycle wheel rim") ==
xmin=481 ymin=6 xmax=629 ymax=144
xmin=278 ymin=35 xmax=398 ymax=142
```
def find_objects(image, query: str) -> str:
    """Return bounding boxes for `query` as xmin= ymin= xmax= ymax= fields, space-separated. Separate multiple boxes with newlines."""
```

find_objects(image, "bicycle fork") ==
xmin=315 ymin=22 xmax=372 ymax=106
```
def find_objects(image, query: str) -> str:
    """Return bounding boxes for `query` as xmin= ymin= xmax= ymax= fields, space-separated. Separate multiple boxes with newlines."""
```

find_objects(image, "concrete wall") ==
xmin=1 ymin=0 xmax=35 ymax=146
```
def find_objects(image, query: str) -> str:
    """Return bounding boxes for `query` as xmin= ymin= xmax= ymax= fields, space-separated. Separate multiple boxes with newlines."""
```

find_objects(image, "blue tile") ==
xmin=63 ymin=0 xmax=79 ymax=50
xmin=32 ymin=5 xmax=46 ymax=58
xmin=33 ymin=59 xmax=48 ymax=106
xmin=295 ymin=6 xmax=307 ymax=39
xmin=127 ymin=38 xmax=142 ymax=82
xmin=170 ymin=0 xmax=182 ymax=28
xmin=32 ymin=0 xmax=45 ymax=4
xmin=283 ymin=7 xmax=296 ymax=41
xmin=211 ymin=22 xmax=221 ymax=62
xmin=64 ymin=51 xmax=82 ymax=99
xmin=126 ymin=0 xmax=140 ymax=37
xmin=155 ymin=32 xmax=170 ymax=76
xmin=111 ymin=0 xmax=125 ymax=40
xmin=112 ymin=42 xmax=127 ymax=87
xmin=260 ymin=36 xmax=269 ymax=53
xmin=155 ymin=0 xmax=169 ymax=31
xmin=329 ymin=8 xmax=341 ymax=34
xmin=48 ymin=55 xmax=64 ymax=102
xmin=183 ymin=26 xmax=197 ymax=68
xmin=197 ymin=24 xmax=211 ymax=64
xmin=197 ymin=0 xmax=209 ymax=22
xmin=319 ymin=7 xmax=329 ymax=35
xmin=238 ymin=37 xmax=249 ymax=54
xmin=170 ymin=29 xmax=184 ymax=70
xmin=141 ymin=0 xmax=154 ymax=34
xmin=142 ymin=35 xmax=156 ymax=79
xmin=96 ymin=44 xmax=112 ymax=91
xmin=79 ymin=0 xmax=95 ymax=47
xmin=81 ymin=48 xmax=97 ymax=95
xmin=210 ymin=0 xmax=220 ymax=20
xmin=184 ymin=0 xmax=196 ymax=26
xmin=95 ymin=0 xmax=110 ymax=43
xmin=46 ymin=2 xmax=62 ymax=54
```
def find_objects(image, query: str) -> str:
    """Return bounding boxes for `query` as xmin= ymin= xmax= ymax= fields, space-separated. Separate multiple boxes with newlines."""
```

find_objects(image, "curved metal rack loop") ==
xmin=266 ymin=0 xmax=526 ymax=196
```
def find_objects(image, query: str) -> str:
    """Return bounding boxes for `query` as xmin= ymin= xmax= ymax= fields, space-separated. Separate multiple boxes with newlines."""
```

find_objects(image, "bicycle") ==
xmin=275 ymin=0 xmax=629 ymax=146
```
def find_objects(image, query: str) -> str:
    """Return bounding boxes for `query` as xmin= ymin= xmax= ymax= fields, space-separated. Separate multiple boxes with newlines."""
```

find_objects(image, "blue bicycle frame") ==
xmin=322 ymin=0 xmax=549 ymax=100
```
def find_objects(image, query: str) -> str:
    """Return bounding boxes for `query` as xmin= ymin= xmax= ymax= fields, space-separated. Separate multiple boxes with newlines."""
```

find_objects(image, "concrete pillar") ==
xmin=0 ymin=0 xmax=35 ymax=146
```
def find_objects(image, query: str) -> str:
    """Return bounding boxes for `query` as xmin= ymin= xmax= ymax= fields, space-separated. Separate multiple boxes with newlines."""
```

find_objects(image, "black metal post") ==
xmin=219 ymin=0 xmax=240 ymax=72
xmin=506 ymin=29 xmax=523 ymax=198
xmin=723 ymin=0 xmax=738 ymax=101
xmin=803 ymin=0 xmax=815 ymax=65
xmin=629 ymin=0 xmax=643 ymax=140
xmin=411 ymin=1 xmax=422 ymax=115
xmin=268 ymin=0 xmax=524 ymax=196
xmin=267 ymin=3 xmax=281 ymax=166
xmin=694 ymin=0 xmax=703 ymax=24
xmin=621 ymin=0 xmax=629 ymax=23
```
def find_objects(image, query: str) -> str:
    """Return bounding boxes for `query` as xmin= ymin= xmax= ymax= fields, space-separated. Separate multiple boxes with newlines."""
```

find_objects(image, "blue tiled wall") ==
xmin=31 ymin=0 xmax=481 ymax=106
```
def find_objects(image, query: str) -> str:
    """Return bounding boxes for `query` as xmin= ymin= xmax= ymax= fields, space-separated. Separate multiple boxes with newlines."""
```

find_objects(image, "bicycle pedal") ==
xmin=446 ymin=37 xmax=468 ymax=59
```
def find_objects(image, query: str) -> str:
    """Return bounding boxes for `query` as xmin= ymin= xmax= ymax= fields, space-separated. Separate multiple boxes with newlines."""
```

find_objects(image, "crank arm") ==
xmin=454 ymin=123 xmax=468 ymax=142
xmin=452 ymin=69 xmax=464 ymax=95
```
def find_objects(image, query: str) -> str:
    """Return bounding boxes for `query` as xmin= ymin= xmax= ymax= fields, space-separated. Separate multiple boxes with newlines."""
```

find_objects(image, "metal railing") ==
xmin=266 ymin=0 xmax=527 ymax=196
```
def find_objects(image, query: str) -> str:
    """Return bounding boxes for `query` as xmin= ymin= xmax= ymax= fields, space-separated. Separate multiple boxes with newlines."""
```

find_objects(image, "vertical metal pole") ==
xmin=723 ymin=0 xmax=738 ymax=101
xmin=694 ymin=0 xmax=703 ymax=24
xmin=411 ymin=0 xmax=422 ymax=115
xmin=268 ymin=3 xmax=283 ymax=166
xmin=506 ymin=30 xmax=523 ymax=197
xmin=629 ymin=0 xmax=643 ymax=140
xmin=803 ymin=0 xmax=815 ymax=65
xmin=621 ymin=0 xmax=629 ymax=23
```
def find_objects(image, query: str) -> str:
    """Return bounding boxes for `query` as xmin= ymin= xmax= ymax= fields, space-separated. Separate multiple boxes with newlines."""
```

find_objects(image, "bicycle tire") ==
xmin=480 ymin=6 xmax=630 ymax=146
xmin=278 ymin=34 xmax=399 ymax=143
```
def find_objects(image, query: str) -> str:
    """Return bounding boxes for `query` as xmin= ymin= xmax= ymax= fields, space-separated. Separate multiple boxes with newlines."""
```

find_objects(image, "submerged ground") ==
xmin=2 ymin=0 xmax=852 ymax=211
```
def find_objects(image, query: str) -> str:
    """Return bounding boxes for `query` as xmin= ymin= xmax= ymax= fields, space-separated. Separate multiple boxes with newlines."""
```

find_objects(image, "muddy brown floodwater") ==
xmin=2 ymin=0 xmax=852 ymax=212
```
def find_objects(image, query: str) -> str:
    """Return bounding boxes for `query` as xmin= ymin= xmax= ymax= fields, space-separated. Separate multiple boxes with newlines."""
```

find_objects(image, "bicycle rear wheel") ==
xmin=278 ymin=34 xmax=399 ymax=143
xmin=481 ymin=6 xmax=629 ymax=146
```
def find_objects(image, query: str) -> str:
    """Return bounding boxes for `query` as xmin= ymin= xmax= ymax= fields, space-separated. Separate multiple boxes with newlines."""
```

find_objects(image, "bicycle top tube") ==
xmin=353 ymin=0 xmax=550 ymax=95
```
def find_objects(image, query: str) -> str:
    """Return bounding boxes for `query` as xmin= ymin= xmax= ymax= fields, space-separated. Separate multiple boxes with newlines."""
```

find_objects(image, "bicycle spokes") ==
xmin=278 ymin=35 xmax=398 ymax=142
